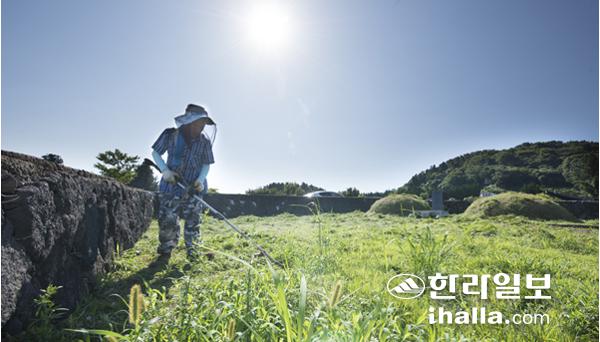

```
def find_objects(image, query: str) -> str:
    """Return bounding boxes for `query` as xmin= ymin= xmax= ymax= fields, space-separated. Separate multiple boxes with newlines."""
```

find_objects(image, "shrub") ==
xmin=492 ymin=169 xmax=539 ymax=191
xmin=561 ymin=153 xmax=599 ymax=196
xmin=495 ymin=150 xmax=524 ymax=166
xmin=129 ymin=163 xmax=158 ymax=191
xmin=463 ymin=192 xmax=577 ymax=221
xmin=42 ymin=153 xmax=64 ymax=165
xmin=439 ymin=170 xmax=481 ymax=199
xmin=368 ymin=194 xmax=430 ymax=216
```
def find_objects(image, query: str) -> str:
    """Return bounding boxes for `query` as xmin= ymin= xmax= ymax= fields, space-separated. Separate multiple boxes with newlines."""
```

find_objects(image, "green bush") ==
xmin=464 ymin=192 xmax=577 ymax=221
xmin=439 ymin=170 xmax=481 ymax=199
xmin=561 ymin=153 xmax=599 ymax=196
xmin=368 ymin=194 xmax=430 ymax=216
xmin=492 ymin=169 xmax=539 ymax=191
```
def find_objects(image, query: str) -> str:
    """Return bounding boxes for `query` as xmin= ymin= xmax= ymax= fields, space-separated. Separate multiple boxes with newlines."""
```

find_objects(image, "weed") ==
xmin=14 ymin=212 xmax=595 ymax=341
xmin=402 ymin=225 xmax=453 ymax=277
xmin=22 ymin=284 xmax=68 ymax=341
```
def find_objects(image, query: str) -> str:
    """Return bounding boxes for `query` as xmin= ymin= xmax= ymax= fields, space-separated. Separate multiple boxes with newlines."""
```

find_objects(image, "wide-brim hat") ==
xmin=174 ymin=104 xmax=215 ymax=128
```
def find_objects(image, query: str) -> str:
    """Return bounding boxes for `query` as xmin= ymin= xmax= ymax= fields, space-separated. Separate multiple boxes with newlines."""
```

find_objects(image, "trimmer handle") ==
xmin=143 ymin=158 xmax=163 ymax=173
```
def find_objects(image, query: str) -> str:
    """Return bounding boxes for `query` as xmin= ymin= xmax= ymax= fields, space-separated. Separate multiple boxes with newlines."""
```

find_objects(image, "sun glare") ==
xmin=245 ymin=4 xmax=292 ymax=54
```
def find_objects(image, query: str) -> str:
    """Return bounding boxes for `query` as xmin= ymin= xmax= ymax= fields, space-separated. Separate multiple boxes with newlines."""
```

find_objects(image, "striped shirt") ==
xmin=152 ymin=128 xmax=214 ymax=196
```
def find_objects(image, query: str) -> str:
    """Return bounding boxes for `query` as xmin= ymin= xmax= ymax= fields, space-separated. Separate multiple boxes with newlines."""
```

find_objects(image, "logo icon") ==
xmin=387 ymin=273 xmax=426 ymax=299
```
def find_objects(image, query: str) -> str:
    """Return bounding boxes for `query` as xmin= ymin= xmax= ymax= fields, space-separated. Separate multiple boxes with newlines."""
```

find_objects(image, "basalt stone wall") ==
xmin=556 ymin=200 xmax=599 ymax=220
xmin=202 ymin=193 xmax=381 ymax=217
xmin=1 ymin=151 xmax=154 ymax=335
xmin=444 ymin=200 xmax=472 ymax=214
xmin=200 ymin=194 xmax=463 ymax=217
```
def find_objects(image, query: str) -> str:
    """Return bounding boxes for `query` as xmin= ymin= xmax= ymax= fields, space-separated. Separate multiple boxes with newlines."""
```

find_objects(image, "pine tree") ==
xmin=94 ymin=149 xmax=139 ymax=184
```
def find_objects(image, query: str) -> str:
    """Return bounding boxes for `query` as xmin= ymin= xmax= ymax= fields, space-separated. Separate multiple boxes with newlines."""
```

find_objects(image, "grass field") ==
xmin=24 ymin=211 xmax=599 ymax=341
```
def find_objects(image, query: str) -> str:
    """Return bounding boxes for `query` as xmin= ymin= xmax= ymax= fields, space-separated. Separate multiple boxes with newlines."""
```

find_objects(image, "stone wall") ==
xmin=202 ymin=193 xmax=380 ymax=217
xmin=1 ymin=151 xmax=154 ymax=335
xmin=199 ymin=194 xmax=598 ymax=219
xmin=556 ymin=200 xmax=599 ymax=220
xmin=444 ymin=199 xmax=472 ymax=214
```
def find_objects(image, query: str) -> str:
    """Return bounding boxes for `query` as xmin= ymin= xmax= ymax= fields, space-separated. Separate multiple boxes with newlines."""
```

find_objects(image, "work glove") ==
xmin=192 ymin=179 xmax=205 ymax=194
xmin=162 ymin=169 xmax=179 ymax=184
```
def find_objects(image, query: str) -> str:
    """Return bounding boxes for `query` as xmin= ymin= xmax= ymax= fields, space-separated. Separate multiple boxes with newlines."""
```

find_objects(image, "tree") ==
xmin=341 ymin=187 xmax=360 ymax=197
xmin=129 ymin=163 xmax=158 ymax=191
xmin=246 ymin=182 xmax=323 ymax=196
xmin=394 ymin=141 xmax=599 ymax=199
xmin=494 ymin=151 xmax=523 ymax=166
xmin=560 ymin=153 xmax=599 ymax=196
xmin=439 ymin=170 xmax=480 ymax=199
xmin=42 ymin=153 xmax=64 ymax=165
xmin=492 ymin=169 xmax=538 ymax=191
xmin=94 ymin=149 xmax=139 ymax=184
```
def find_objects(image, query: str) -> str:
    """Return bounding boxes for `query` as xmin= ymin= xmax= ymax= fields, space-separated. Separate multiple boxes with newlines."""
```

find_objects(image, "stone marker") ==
xmin=417 ymin=191 xmax=448 ymax=218
xmin=431 ymin=190 xmax=444 ymax=211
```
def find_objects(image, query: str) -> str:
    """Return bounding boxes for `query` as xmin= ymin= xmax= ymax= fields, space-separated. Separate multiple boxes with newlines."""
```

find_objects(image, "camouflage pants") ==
xmin=157 ymin=192 xmax=204 ymax=254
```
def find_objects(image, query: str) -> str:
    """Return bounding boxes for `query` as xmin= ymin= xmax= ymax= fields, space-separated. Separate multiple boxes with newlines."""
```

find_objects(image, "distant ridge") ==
xmin=398 ymin=141 xmax=598 ymax=200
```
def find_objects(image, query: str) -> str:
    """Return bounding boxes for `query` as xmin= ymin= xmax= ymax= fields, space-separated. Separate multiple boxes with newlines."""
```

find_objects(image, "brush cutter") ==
xmin=144 ymin=158 xmax=283 ymax=267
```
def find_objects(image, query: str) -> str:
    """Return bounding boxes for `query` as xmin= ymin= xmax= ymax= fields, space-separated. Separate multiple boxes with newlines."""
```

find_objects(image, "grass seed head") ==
xmin=328 ymin=280 xmax=343 ymax=308
xmin=226 ymin=319 xmax=236 ymax=340
xmin=128 ymin=284 xmax=145 ymax=326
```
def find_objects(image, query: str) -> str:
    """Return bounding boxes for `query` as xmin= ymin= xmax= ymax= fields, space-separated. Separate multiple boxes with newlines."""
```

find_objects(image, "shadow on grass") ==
xmin=64 ymin=254 xmax=185 ymax=333
xmin=105 ymin=253 xmax=183 ymax=296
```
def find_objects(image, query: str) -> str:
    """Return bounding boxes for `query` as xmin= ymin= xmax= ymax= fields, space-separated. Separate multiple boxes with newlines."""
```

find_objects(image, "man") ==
xmin=151 ymin=104 xmax=216 ymax=259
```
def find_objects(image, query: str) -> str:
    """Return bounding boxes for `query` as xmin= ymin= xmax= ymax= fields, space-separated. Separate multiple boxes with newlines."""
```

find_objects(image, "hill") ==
xmin=399 ymin=141 xmax=598 ymax=200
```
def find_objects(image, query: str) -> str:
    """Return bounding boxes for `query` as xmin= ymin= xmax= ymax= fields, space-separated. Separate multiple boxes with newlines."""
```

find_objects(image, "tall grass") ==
xmin=14 ymin=213 xmax=597 ymax=341
xmin=402 ymin=225 xmax=453 ymax=277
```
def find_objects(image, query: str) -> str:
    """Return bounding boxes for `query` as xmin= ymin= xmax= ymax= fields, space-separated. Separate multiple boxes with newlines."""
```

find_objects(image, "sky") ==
xmin=2 ymin=0 xmax=598 ymax=194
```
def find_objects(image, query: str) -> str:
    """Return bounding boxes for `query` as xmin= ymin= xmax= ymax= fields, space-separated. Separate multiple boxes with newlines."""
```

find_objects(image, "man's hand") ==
xmin=162 ymin=169 xmax=179 ymax=184
xmin=192 ymin=179 xmax=205 ymax=193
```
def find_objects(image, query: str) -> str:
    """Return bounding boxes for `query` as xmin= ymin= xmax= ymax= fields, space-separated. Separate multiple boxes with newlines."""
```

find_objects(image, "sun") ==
xmin=245 ymin=4 xmax=292 ymax=54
